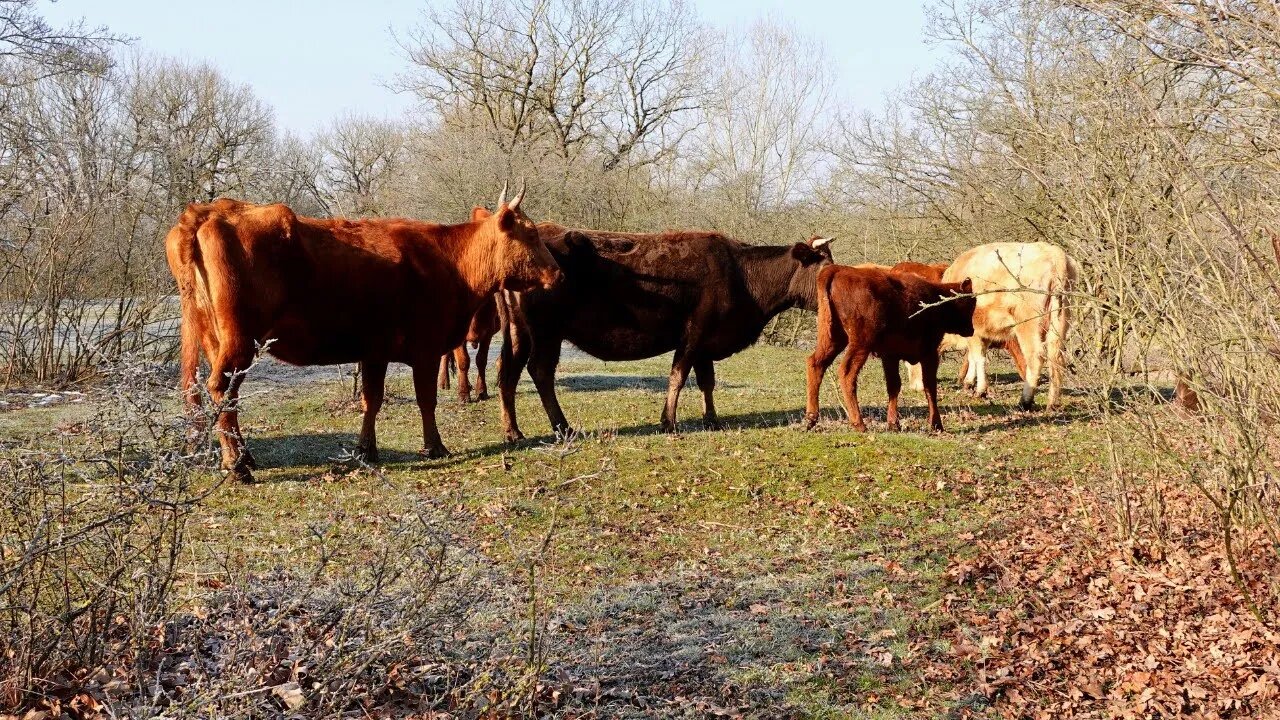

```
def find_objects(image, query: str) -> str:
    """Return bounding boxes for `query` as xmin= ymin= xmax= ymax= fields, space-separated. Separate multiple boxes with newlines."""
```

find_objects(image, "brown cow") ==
xmin=890 ymin=261 xmax=1027 ymax=389
xmin=165 ymin=185 xmax=560 ymax=481
xmin=437 ymin=294 xmax=500 ymax=402
xmin=804 ymin=266 xmax=975 ymax=432
xmin=499 ymin=231 xmax=835 ymax=439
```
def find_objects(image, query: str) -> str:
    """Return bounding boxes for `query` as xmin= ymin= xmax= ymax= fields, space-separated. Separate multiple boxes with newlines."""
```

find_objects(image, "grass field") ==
xmin=2 ymin=345 xmax=1112 ymax=717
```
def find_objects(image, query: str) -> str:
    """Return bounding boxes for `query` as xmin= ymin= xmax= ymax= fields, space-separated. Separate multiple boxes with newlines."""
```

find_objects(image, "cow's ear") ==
xmin=960 ymin=278 xmax=973 ymax=293
xmin=791 ymin=242 xmax=823 ymax=265
xmin=497 ymin=206 xmax=516 ymax=232
xmin=472 ymin=206 xmax=492 ymax=222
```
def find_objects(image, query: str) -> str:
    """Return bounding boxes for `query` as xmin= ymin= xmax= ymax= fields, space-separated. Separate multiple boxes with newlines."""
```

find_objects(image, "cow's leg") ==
xmin=693 ymin=358 xmax=721 ymax=430
xmin=660 ymin=349 xmax=695 ymax=433
xmin=906 ymin=362 xmax=924 ymax=392
xmin=883 ymin=357 xmax=902 ymax=431
xmin=528 ymin=340 xmax=573 ymax=438
xmin=804 ymin=324 xmax=845 ymax=429
xmin=1004 ymin=338 xmax=1028 ymax=383
xmin=921 ymin=353 xmax=944 ymax=432
xmin=412 ymin=362 xmax=448 ymax=458
xmin=968 ymin=339 xmax=990 ymax=398
xmin=837 ymin=349 xmax=870 ymax=431
xmin=473 ymin=335 xmax=492 ymax=401
xmin=178 ymin=305 xmax=208 ymax=447
xmin=206 ymin=338 xmax=256 ymax=482
xmin=1014 ymin=322 xmax=1044 ymax=410
xmin=455 ymin=345 xmax=474 ymax=403
xmin=437 ymin=352 xmax=451 ymax=390
xmin=957 ymin=355 xmax=970 ymax=386
xmin=498 ymin=327 xmax=532 ymax=442
xmin=356 ymin=359 xmax=387 ymax=462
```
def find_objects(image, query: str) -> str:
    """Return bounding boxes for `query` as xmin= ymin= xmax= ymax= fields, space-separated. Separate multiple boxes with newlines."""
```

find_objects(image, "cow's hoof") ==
xmin=703 ymin=417 xmax=724 ymax=431
xmin=356 ymin=446 xmax=379 ymax=463
xmin=227 ymin=464 xmax=256 ymax=484
xmin=238 ymin=450 xmax=258 ymax=470
xmin=850 ymin=423 xmax=868 ymax=433
xmin=420 ymin=445 xmax=450 ymax=459
xmin=803 ymin=414 xmax=819 ymax=430
xmin=886 ymin=422 xmax=901 ymax=432
xmin=476 ymin=391 xmax=490 ymax=401
xmin=504 ymin=429 xmax=525 ymax=443
xmin=1019 ymin=398 xmax=1037 ymax=411
xmin=459 ymin=394 xmax=474 ymax=404
xmin=660 ymin=421 xmax=678 ymax=434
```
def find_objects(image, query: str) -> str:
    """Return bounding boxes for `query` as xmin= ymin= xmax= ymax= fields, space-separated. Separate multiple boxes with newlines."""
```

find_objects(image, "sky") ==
xmin=38 ymin=0 xmax=942 ymax=136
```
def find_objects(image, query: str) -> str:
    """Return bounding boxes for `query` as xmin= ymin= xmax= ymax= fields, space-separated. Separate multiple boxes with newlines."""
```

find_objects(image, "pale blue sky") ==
xmin=39 ymin=0 xmax=940 ymax=135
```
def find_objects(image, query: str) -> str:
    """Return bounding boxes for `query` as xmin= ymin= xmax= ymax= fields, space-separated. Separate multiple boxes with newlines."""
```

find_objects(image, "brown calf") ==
xmin=890 ymin=261 xmax=1027 ymax=388
xmin=165 ymin=185 xmax=560 ymax=481
xmin=438 ymin=294 xmax=501 ymax=402
xmin=805 ymin=266 xmax=975 ymax=432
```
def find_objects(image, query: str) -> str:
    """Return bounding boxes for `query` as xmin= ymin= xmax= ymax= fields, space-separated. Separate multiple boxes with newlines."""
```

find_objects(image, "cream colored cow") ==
xmin=909 ymin=242 xmax=1077 ymax=409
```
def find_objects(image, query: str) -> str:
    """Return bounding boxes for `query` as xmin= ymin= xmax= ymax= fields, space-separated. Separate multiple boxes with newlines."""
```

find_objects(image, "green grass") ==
xmin=3 ymin=344 xmax=1113 ymax=717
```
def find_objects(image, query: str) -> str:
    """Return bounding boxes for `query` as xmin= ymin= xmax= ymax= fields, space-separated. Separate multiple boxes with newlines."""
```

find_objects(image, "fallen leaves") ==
xmin=936 ymin=478 xmax=1280 ymax=718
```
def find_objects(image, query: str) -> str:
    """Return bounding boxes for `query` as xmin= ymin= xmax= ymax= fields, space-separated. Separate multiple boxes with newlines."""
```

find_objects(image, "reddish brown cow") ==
xmin=805 ymin=266 xmax=975 ymax=432
xmin=437 ymin=294 xmax=500 ymax=402
xmin=165 ymin=185 xmax=560 ymax=481
xmin=890 ymin=261 xmax=1027 ymax=387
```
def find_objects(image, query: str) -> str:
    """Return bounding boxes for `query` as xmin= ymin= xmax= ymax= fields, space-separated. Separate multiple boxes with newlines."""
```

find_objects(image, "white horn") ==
xmin=497 ymin=180 xmax=509 ymax=208
xmin=812 ymin=236 xmax=834 ymax=248
xmin=508 ymin=179 xmax=527 ymax=211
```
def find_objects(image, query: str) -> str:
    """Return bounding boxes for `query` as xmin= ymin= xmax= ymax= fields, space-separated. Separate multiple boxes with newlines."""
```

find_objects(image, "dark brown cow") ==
xmin=165 ymin=185 xmax=560 ymax=481
xmin=437 ymin=294 xmax=500 ymax=402
xmin=499 ymin=230 xmax=835 ymax=439
xmin=804 ymin=266 xmax=975 ymax=432
xmin=890 ymin=260 xmax=1026 ymax=387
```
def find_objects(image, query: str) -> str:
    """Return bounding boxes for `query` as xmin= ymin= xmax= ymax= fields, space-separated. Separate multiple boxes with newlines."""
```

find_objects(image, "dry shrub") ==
xmin=0 ymin=360 xmax=214 ymax=709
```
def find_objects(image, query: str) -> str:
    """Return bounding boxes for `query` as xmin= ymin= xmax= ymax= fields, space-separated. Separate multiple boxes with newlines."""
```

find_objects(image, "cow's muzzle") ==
xmin=540 ymin=268 xmax=563 ymax=291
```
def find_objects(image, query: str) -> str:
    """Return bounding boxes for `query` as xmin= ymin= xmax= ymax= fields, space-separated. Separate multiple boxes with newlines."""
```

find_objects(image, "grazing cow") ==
xmin=498 ymin=231 xmax=835 ymax=439
xmin=438 ymin=294 xmax=500 ymax=402
xmin=165 ymin=185 xmax=561 ymax=481
xmin=941 ymin=242 xmax=1078 ymax=409
xmin=890 ymin=261 xmax=1027 ymax=391
xmin=805 ymin=266 xmax=975 ymax=432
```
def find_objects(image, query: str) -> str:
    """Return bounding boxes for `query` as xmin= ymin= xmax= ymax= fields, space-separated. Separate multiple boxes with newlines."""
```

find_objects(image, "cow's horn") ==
xmin=812 ymin=236 xmax=834 ymax=248
xmin=497 ymin=180 xmax=509 ymax=208
xmin=508 ymin=179 xmax=527 ymax=211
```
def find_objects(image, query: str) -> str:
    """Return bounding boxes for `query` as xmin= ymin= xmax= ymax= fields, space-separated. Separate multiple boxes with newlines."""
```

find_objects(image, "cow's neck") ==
xmin=738 ymin=245 xmax=802 ymax=317
xmin=440 ymin=223 xmax=503 ymax=301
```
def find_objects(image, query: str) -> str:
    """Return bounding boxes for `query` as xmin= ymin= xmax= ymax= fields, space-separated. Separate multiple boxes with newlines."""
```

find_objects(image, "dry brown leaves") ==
xmin=939 ymin=479 xmax=1280 ymax=719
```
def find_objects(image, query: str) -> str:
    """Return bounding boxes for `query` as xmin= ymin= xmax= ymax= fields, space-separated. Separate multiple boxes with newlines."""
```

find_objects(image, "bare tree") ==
xmin=0 ymin=0 xmax=120 ymax=85
xmin=395 ymin=0 xmax=705 ymax=169
xmin=690 ymin=16 xmax=835 ymax=215
xmin=315 ymin=113 xmax=406 ymax=216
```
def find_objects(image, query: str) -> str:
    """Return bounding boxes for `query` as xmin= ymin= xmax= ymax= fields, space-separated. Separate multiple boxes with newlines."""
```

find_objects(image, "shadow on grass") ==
xmin=244 ymin=431 xmax=454 ymax=482
xmin=558 ymin=374 xmax=668 ymax=393
xmin=557 ymin=373 xmax=741 ymax=393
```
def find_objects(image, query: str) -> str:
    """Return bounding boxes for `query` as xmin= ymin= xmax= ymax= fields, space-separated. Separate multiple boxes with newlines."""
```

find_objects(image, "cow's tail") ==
xmin=166 ymin=205 xmax=209 ymax=411
xmin=1043 ymin=253 xmax=1079 ymax=409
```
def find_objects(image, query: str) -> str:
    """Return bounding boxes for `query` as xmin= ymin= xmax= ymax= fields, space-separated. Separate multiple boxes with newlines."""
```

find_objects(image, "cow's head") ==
xmin=472 ymin=182 xmax=562 ymax=293
xmin=787 ymin=235 xmax=836 ymax=311
xmin=939 ymin=277 xmax=977 ymax=337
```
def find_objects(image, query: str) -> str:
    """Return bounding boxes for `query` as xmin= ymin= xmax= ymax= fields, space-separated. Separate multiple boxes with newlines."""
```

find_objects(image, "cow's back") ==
xmin=944 ymin=242 xmax=1067 ymax=293
xmin=529 ymin=224 xmax=746 ymax=360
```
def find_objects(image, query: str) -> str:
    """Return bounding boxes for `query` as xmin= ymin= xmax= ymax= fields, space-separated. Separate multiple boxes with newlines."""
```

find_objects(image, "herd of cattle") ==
xmin=164 ymin=185 xmax=1078 ymax=482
